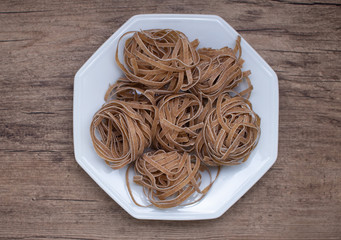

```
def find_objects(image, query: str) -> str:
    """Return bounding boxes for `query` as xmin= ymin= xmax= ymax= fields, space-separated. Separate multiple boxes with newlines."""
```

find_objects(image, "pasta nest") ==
xmin=116 ymin=29 xmax=200 ymax=92
xmin=90 ymin=100 xmax=152 ymax=169
xmin=128 ymin=150 xmax=215 ymax=208
xmin=155 ymin=93 xmax=203 ymax=152
xmin=196 ymin=94 xmax=260 ymax=166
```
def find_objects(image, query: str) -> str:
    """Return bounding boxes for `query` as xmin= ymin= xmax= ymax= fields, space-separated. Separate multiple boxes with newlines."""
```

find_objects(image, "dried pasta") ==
xmin=90 ymin=29 xmax=261 ymax=208
xmin=193 ymin=36 xmax=253 ymax=100
xmin=196 ymin=93 xmax=260 ymax=166
xmin=155 ymin=93 xmax=203 ymax=152
xmin=126 ymin=150 xmax=219 ymax=208
xmin=90 ymin=100 xmax=152 ymax=169
xmin=115 ymin=29 xmax=200 ymax=93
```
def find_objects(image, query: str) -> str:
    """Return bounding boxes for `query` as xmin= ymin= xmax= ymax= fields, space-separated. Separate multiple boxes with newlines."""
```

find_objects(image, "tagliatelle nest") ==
xmin=104 ymin=78 xmax=159 ymax=140
xmin=115 ymin=29 xmax=201 ymax=93
xmin=90 ymin=100 xmax=152 ymax=169
xmin=193 ymin=36 xmax=253 ymax=101
xmin=155 ymin=93 xmax=203 ymax=152
xmin=196 ymin=93 xmax=260 ymax=166
xmin=126 ymin=150 xmax=218 ymax=208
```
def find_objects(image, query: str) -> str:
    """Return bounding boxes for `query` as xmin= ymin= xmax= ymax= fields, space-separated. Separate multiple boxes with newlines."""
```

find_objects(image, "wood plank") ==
xmin=0 ymin=0 xmax=340 ymax=239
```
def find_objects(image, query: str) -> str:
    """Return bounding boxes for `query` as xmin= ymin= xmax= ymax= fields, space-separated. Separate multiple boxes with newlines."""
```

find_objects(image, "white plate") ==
xmin=73 ymin=14 xmax=278 ymax=220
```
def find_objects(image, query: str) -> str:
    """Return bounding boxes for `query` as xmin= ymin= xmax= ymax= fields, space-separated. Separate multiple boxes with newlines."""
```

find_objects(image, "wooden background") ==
xmin=1 ymin=0 xmax=340 ymax=239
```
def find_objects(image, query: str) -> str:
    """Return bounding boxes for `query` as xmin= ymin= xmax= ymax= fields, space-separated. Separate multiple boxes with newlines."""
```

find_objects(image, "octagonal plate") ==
xmin=73 ymin=14 xmax=278 ymax=220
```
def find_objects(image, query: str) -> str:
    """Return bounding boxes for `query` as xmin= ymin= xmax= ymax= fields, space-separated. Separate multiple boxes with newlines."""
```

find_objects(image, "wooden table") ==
xmin=1 ymin=0 xmax=340 ymax=239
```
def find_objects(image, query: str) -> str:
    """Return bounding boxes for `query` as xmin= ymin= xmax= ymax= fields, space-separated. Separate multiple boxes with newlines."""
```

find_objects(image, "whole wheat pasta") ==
xmin=115 ymin=29 xmax=201 ymax=92
xmin=126 ymin=150 xmax=219 ymax=208
xmin=196 ymin=93 xmax=260 ymax=166
xmin=104 ymin=78 xmax=159 ymax=140
xmin=193 ymin=36 xmax=253 ymax=101
xmin=90 ymin=100 xmax=152 ymax=169
xmin=155 ymin=93 xmax=203 ymax=152
xmin=105 ymin=78 xmax=154 ymax=103
xmin=89 ymin=29 xmax=261 ymax=209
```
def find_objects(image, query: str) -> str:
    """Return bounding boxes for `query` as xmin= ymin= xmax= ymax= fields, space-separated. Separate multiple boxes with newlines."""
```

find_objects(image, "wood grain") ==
xmin=0 ymin=0 xmax=340 ymax=239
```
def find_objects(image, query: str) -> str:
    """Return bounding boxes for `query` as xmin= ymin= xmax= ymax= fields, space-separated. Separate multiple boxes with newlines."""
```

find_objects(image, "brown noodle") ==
xmin=104 ymin=78 xmax=159 ymax=140
xmin=193 ymin=36 xmax=253 ymax=101
xmin=126 ymin=150 xmax=219 ymax=208
xmin=196 ymin=93 xmax=260 ymax=166
xmin=155 ymin=93 xmax=203 ymax=152
xmin=90 ymin=100 xmax=152 ymax=169
xmin=115 ymin=29 xmax=201 ymax=93
xmin=89 ymin=29 xmax=261 ymax=208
